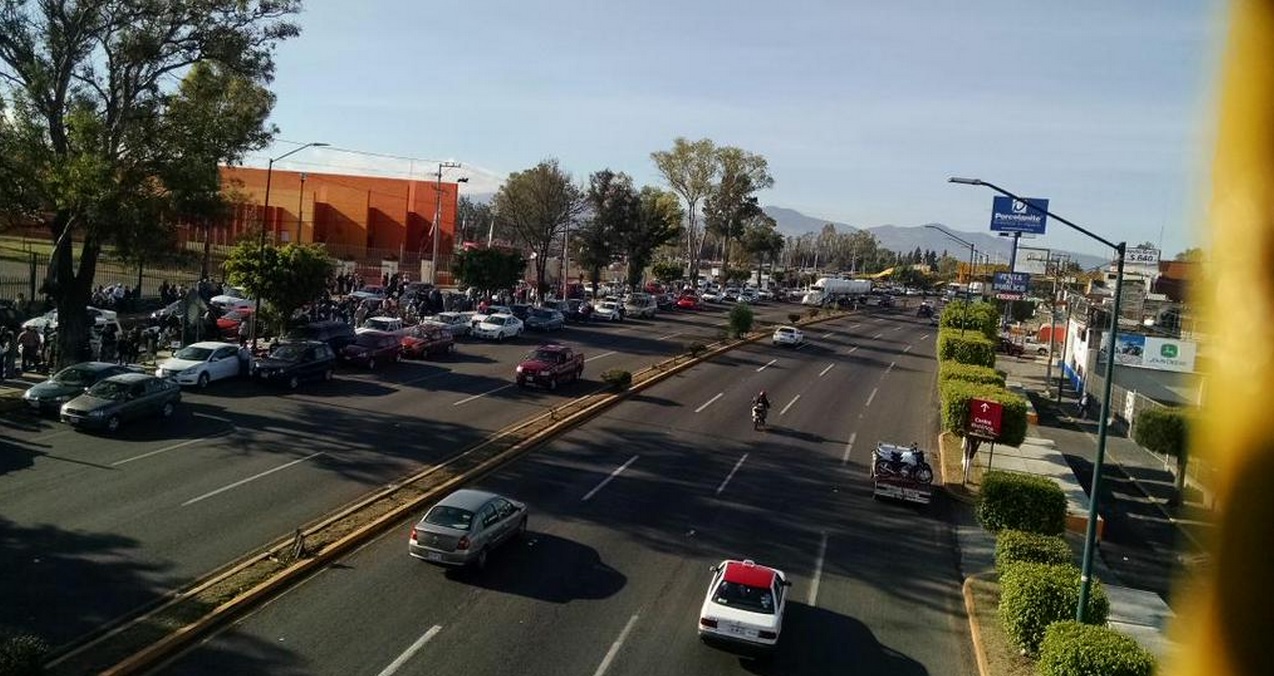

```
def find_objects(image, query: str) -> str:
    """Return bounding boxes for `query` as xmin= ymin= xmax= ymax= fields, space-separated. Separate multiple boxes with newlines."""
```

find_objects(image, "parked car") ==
xmin=22 ymin=362 xmax=135 ymax=414
xmin=472 ymin=313 xmax=524 ymax=342
xmin=698 ymin=559 xmax=790 ymax=652
xmin=561 ymin=299 xmax=593 ymax=322
xmin=470 ymin=305 xmax=514 ymax=328
xmin=515 ymin=344 xmax=584 ymax=389
xmin=156 ymin=341 xmax=250 ymax=388
xmin=676 ymin=294 xmax=702 ymax=310
xmin=339 ymin=330 xmax=403 ymax=369
xmin=433 ymin=311 xmax=474 ymax=337
xmin=997 ymin=337 xmax=1025 ymax=357
xmin=22 ymin=306 xmax=117 ymax=332
xmin=150 ymin=300 xmax=184 ymax=324
xmin=655 ymin=293 xmax=677 ymax=311
xmin=593 ymin=300 xmax=625 ymax=322
xmin=287 ymin=320 xmax=357 ymax=353
xmin=772 ymin=326 xmax=805 ymax=347
xmin=253 ymin=340 xmax=336 ymax=389
xmin=209 ymin=287 xmax=253 ymax=312
xmin=348 ymin=285 xmax=386 ymax=301
xmin=215 ymin=308 xmax=255 ymax=339
xmin=509 ymin=304 xmax=533 ymax=321
xmin=60 ymin=372 xmax=181 ymax=433
xmin=358 ymin=316 xmax=405 ymax=334
xmin=623 ymin=293 xmax=658 ymax=319
xmin=525 ymin=307 xmax=566 ymax=331
xmin=401 ymin=323 xmax=455 ymax=359
xmin=408 ymin=489 xmax=528 ymax=569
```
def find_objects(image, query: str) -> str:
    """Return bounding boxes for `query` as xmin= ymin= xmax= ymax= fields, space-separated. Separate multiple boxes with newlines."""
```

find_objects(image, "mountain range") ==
xmin=761 ymin=205 xmax=1109 ymax=270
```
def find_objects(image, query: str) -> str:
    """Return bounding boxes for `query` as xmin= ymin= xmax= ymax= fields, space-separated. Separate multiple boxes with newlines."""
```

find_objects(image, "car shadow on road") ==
xmin=448 ymin=531 xmax=626 ymax=603
xmin=737 ymin=602 xmax=928 ymax=675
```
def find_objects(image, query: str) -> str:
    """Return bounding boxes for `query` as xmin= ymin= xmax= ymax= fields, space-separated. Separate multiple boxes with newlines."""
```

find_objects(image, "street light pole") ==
xmin=296 ymin=172 xmax=307 ymax=244
xmin=925 ymin=224 xmax=978 ymax=336
xmin=253 ymin=142 xmax=328 ymax=352
xmin=429 ymin=162 xmax=463 ymax=285
xmin=949 ymin=176 xmax=1127 ymax=620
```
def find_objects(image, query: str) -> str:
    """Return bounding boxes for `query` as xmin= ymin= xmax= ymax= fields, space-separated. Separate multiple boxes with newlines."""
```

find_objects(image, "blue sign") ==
xmin=990 ymin=196 xmax=1049 ymax=234
xmin=992 ymin=271 xmax=1030 ymax=294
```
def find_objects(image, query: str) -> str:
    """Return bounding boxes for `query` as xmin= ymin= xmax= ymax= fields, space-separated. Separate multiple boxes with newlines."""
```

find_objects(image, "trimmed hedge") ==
xmin=995 ymin=529 xmax=1073 ymax=575
xmin=999 ymin=562 xmax=1109 ymax=656
xmin=600 ymin=369 xmax=632 ymax=390
xmin=977 ymin=471 xmax=1066 ymax=535
xmin=937 ymin=361 xmax=1006 ymax=387
xmin=938 ymin=380 xmax=1029 ymax=447
xmin=939 ymin=299 xmax=999 ymax=338
xmin=937 ymin=329 xmax=997 ymax=367
xmin=1133 ymin=406 xmax=1189 ymax=460
xmin=1037 ymin=621 xmax=1156 ymax=676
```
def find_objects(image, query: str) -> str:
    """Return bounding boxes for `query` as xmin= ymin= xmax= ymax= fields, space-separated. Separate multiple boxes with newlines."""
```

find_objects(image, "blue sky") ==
xmin=250 ymin=0 xmax=1225 ymax=258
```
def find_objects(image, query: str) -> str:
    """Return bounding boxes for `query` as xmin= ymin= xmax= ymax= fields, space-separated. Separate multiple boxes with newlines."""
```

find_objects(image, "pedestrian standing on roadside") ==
xmin=0 ymin=328 xmax=14 ymax=380
xmin=18 ymin=325 xmax=41 ymax=372
xmin=1078 ymin=391 xmax=1091 ymax=419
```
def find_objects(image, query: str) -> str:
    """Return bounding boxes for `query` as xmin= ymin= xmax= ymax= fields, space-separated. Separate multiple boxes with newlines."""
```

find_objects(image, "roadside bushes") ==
xmin=939 ymin=299 xmax=999 ymax=338
xmin=600 ymin=369 xmax=632 ymax=390
xmin=685 ymin=342 xmax=707 ymax=357
xmin=977 ymin=470 xmax=1066 ymax=535
xmin=937 ymin=361 xmax=1005 ymax=388
xmin=995 ymin=529 xmax=1073 ymax=574
xmin=0 ymin=627 xmax=47 ymax=676
xmin=727 ymin=303 xmax=754 ymax=338
xmin=938 ymin=381 xmax=1028 ymax=447
xmin=1036 ymin=621 xmax=1157 ymax=676
xmin=937 ymin=329 xmax=996 ymax=367
xmin=787 ymin=312 xmax=802 ymax=324
xmin=998 ymin=562 xmax=1109 ymax=655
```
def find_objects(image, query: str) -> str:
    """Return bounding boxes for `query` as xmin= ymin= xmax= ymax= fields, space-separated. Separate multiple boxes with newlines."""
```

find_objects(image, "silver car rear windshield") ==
xmin=424 ymin=506 xmax=474 ymax=530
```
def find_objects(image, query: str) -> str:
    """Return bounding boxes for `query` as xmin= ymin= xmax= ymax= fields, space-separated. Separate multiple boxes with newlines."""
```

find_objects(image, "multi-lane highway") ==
xmin=149 ymin=310 xmax=974 ymax=675
xmin=0 ymin=303 xmax=859 ymax=651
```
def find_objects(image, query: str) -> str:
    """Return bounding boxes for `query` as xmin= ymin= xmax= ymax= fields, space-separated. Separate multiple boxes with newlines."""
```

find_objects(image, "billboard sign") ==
xmin=990 ymin=196 xmax=1049 ymax=234
xmin=992 ymin=271 xmax=1030 ymax=294
xmin=1103 ymin=333 xmax=1197 ymax=373
xmin=1126 ymin=247 xmax=1161 ymax=266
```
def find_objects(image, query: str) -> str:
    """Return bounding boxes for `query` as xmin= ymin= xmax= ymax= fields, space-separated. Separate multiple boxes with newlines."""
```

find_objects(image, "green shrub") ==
xmin=995 ymin=529 xmax=1073 ymax=574
xmin=937 ymin=329 xmax=997 ymax=367
xmin=1037 ymin=621 xmax=1156 ymax=676
xmin=727 ymin=303 xmax=754 ymax=338
xmin=977 ymin=471 xmax=1066 ymax=534
xmin=999 ymin=562 xmax=1109 ymax=656
xmin=937 ymin=361 xmax=1006 ymax=387
xmin=600 ymin=369 xmax=632 ymax=390
xmin=685 ymin=342 xmax=707 ymax=357
xmin=1133 ymin=407 xmax=1189 ymax=460
xmin=807 ymin=307 xmax=820 ymax=318
xmin=0 ymin=627 xmax=48 ymax=676
xmin=938 ymin=380 xmax=1029 ymax=447
xmin=940 ymin=299 xmax=1000 ymax=338
xmin=787 ymin=312 xmax=802 ymax=324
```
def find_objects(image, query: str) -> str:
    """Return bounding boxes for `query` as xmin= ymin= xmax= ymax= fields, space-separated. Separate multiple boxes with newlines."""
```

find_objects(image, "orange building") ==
xmin=210 ymin=166 xmax=461 ymax=271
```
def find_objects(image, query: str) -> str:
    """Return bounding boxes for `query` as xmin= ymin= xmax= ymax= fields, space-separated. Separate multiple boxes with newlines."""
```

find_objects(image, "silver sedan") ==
xmin=409 ymin=489 xmax=528 ymax=569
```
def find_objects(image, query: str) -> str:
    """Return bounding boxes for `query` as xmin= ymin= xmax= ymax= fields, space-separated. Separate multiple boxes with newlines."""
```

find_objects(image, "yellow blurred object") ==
xmin=1170 ymin=1 xmax=1274 ymax=674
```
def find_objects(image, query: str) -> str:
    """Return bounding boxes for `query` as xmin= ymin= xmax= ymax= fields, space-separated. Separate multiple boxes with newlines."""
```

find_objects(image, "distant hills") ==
xmin=762 ymin=205 xmax=1109 ymax=270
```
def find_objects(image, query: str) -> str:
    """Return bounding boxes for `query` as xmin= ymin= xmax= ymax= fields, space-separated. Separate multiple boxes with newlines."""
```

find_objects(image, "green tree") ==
xmin=1175 ymin=247 xmax=1204 ymax=262
xmin=457 ymin=196 xmax=495 ymax=245
xmin=576 ymin=169 xmax=636 ymax=296
xmin=651 ymin=137 xmax=717 ymax=284
xmin=224 ymin=241 xmax=334 ymax=335
xmin=1133 ymin=407 xmax=1191 ymax=505
xmin=0 ymin=0 xmax=298 ymax=367
xmin=702 ymin=146 xmax=773 ymax=274
xmin=491 ymin=159 xmax=584 ymax=295
xmin=453 ymin=247 xmax=527 ymax=296
xmin=650 ymin=260 xmax=683 ymax=285
xmin=740 ymin=215 xmax=783 ymax=286
xmin=621 ymin=186 xmax=683 ymax=289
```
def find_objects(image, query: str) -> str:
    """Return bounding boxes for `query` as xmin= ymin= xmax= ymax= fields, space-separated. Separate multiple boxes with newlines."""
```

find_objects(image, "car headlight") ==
xmin=516 ymin=365 xmax=524 ymax=373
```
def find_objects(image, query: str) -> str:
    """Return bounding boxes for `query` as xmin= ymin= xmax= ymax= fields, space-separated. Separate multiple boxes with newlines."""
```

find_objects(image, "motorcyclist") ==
xmin=752 ymin=390 xmax=771 ymax=412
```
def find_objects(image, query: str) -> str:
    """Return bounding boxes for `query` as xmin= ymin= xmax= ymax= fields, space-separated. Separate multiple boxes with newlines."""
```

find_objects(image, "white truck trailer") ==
xmin=801 ymin=278 xmax=871 ymax=306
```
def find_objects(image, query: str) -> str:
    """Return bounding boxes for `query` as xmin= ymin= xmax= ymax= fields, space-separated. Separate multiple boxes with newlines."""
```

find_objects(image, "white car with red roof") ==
xmin=698 ymin=559 xmax=790 ymax=651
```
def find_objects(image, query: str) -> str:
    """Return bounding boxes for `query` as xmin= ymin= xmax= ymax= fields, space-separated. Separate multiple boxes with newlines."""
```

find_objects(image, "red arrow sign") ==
xmin=968 ymin=398 xmax=1003 ymax=439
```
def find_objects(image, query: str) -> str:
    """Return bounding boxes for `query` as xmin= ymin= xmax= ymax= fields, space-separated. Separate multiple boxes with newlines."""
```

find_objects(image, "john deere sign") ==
xmin=1103 ymin=333 xmax=1197 ymax=373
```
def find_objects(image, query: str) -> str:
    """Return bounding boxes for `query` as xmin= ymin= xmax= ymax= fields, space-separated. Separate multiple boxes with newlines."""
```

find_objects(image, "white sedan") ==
xmin=156 ymin=341 xmax=250 ymax=388
xmin=698 ymin=559 xmax=790 ymax=651
xmin=471 ymin=313 xmax=523 ymax=342
xmin=772 ymin=326 xmax=805 ymax=347
xmin=593 ymin=300 xmax=624 ymax=322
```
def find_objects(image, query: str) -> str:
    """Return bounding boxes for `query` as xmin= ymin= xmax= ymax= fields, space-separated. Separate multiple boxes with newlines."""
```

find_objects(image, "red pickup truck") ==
xmin=515 ymin=344 xmax=584 ymax=390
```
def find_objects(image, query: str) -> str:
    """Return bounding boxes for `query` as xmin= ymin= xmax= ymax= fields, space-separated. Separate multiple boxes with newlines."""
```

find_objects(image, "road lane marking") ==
xmin=31 ymin=430 xmax=73 ymax=443
xmin=780 ymin=394 xmax=800 ymax=416
xmin=695 ymin=393 xmax=724 ymax=413
xmin=873 ymin=333 xmax=883 ymax=339
xmin=453 ymin=384 xmax=512 ymax=406
xmin=891 ymin=325 xmax=903 ymax=332
xmin=182 ymin=452 xmax=325 ymax=507
xmin=920 ymin=333 xmax=931 ymax=340
xmin=656 ymin=332 xmax=682 ymax=341
xmin=820 ymin=331 xmax=834 ymax=339
xmin=582 ymin=455 xmax=639 ymax=502
xmin=592 ymin=613 xmax=640 ymax=676
xmin=842 ymin=432 xmax=857 ymax=465
xmin=846 ymin=346 xmax=859 ymax=355
xmin=112 ymin=437 xmax=210 ymax=466
xmin=716 ymin=453 xmax=748 ymax=495
xmin=809 ymin=532 xmax=828 ymax=606
xmin=376 ymin=625 xmax=443 ymax=676
xmin=756 ymin=359 xmax=777 ymax=372
xmin=903 ymin=344 xmax=913 ymax=353
xmin=819 ymin=363 xmax=835 ymax=377
xmin=865 ymin=387 xmax=878 ymax=408
xmin=886 ymin=361 xmax=896 ymax=374
xmin=585 ymin=351 xmax=617 ymax=363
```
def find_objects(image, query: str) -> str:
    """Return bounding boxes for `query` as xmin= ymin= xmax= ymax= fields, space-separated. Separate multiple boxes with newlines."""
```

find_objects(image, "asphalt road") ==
xmin=0 ymin=302 xmax=844 ymax=649
xmin=152 ymin=310 xmax=974 ymax=676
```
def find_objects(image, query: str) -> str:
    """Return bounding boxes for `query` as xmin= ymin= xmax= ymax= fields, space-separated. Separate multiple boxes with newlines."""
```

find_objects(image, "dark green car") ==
xmin=60 ymin=373 xmax=181 ymax=433
xmin=22 ymin=362 xmax=134 ymax=414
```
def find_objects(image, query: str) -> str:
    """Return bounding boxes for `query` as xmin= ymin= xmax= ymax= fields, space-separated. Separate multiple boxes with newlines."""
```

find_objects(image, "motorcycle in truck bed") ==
xmin=870 ymin=442 xmax=934 ymax=505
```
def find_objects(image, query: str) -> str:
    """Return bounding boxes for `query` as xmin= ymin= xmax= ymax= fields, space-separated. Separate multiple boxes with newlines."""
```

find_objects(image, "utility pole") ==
xmin=429 ymin=161 xmax=462 ymax=285
xmin=296 ymin=172 xmax=307 ymax=244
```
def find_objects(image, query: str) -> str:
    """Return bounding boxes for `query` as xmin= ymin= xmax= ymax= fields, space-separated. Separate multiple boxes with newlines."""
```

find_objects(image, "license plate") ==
xmin=425 ymin=552 xmax=443 ymax=562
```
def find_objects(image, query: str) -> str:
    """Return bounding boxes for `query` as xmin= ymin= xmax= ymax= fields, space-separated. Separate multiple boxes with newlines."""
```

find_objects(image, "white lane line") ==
xmin=819 ymin=363 xmax=835 ymax=377
xmin=920 ymin=333 xmax=931 ymax=340
xmin=592 ymin=613 xmax=641 ymax=676
xmin=846 ymin=346 xmax=859 ymax=355
xmin=113 ymin=437 xmax=210 ymax=466
xmin=820 ymin=332 xmax=834 ymax=339
xmin=716 ymin=453 xmax=749 ymax=495
xmin=886 ymin=361 xmax=896 ymax=374
xmin=31 ymin=430 xmax=73 ymax=443
xmin=842 ymin=432 xmax=857 ymax=465
xmin=585 ymin=351 xmax=617 ymax=363
xmin=891 ymin=325 xmax=903 ymax=332
xmin=903 ymin=344 xmax=913 ymax=353
xmin=809 ymin=532 xmax=828 ymax=606
xmin=657 ymin=332 xmax=682 ymax=341
xmin=182 ymin=452 xmax=325 ymax=507
xmin=780 ymin=394 xmax=800 ymax=416
xmin=582 ymin=455 xmax=639 ymax=502
xmin=376 ymin=625 xmax=443 ymax=676
xmin=453 ymin=384 xmax=512 ymax=406
xmin=695 ymin=393 xmax=724 ymax=413
xmin=756 ymin=359 xmax=777 ymax=373
xmin=872 ymin=333 xmax=883 ymax=339
xmin=865 ymin=387 xmax=878 ymax=408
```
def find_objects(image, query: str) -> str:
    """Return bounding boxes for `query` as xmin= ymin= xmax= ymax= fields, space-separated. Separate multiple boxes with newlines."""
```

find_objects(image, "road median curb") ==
xmin=963 ymin=572 xmax=994 ymax=676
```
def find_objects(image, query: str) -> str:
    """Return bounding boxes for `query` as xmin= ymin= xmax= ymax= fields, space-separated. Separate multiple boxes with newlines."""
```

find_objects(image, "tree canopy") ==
xmin=491 ymin=159 xmax=584 ymax=294
xmin=453 ymin=247 xmax=527 ymax=295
